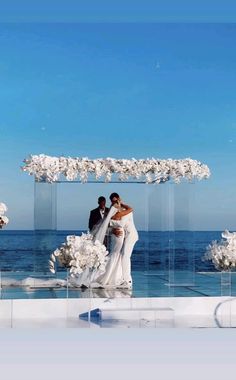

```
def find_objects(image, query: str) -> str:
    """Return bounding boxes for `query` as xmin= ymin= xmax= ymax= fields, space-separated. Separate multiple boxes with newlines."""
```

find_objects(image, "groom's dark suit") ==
xmin=88 ymin=207 xmax=109 ymax=231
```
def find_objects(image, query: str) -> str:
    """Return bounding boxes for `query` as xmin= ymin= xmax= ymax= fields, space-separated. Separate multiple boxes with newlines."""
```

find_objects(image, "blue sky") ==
xmin=1 ymin=1 xmax=236 ymax=22
xmin=0 ymin=22 xmax=236 ymax=230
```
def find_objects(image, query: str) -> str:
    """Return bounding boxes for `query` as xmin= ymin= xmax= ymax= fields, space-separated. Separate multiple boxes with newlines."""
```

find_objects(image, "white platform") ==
xmin=0 ymin=296 xmax=235 ymax=328
xmin=99 ymin=306 xmax=174 ymax=319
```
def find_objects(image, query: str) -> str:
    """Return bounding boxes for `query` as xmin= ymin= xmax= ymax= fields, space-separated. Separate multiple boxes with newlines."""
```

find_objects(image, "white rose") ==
xmin=0 ymin=215 xmax=9 ymax=224
xmin=0 ymin=203 xmax=7 ymax=216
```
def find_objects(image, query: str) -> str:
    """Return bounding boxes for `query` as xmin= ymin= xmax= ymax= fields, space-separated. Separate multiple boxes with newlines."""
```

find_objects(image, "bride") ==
xmin=73 ymin=197 xmax=138 ymax=289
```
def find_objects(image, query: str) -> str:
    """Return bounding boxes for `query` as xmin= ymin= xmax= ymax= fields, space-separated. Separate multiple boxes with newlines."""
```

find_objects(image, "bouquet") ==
xmin=0 ymin=202 xmax=9 ymax=229
xmin=49 ymin=232 xmax=108 ymax=276
xmin=203 ymin=230 xmax=236 ymax=271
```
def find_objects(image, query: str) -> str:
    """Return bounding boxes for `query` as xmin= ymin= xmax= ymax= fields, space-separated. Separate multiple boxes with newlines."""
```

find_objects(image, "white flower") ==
xmin=0 ymin=203 xmax=7 ymax=216
xmin=0 ymin=203 xmax=9 ymax=228
xmin=22 ymin=155 xmax=211 ymax=184
xmin=203 ymin=230 xmax=236 ymax=271
xmin=0 ymin=215 xmax=9 ymax=224
xmin=49 ymin=232 xmax=108 ymax=276
xmin=49 ymin=259 xmax=54 ymax=267
xmin=53 ymin=249 xmax=61 ymax=257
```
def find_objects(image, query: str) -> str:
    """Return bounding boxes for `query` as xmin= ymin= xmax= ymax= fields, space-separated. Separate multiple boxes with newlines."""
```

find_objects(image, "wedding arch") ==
xmin=22 ymin=154 xmax=211 ymax=287
xmin=22 ymin=154 xmax=210 ymax=183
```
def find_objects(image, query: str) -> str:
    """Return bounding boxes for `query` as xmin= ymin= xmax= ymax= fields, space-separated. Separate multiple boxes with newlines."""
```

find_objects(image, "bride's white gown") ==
xmin=94 ymin=218 xmax=125 ymax=287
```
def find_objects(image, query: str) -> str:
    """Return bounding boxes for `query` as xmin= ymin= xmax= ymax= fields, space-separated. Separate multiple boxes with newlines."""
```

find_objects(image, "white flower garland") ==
xmin=22 ymin=154 xmax=210 ymax=183
xmin=203 ymin=230 xmax=236 ymax=271
xmin=0 ymin=202 xmax=9 ymax=229
xmin=49 ymin=233 xmax=108 ymax=276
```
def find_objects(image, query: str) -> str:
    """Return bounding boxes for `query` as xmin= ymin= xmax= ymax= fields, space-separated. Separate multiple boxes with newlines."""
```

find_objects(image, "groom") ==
xmin=88 ymin=196 xmax=109 ymax=231
xmin=109 ymin=192 xmax=139 ymax=289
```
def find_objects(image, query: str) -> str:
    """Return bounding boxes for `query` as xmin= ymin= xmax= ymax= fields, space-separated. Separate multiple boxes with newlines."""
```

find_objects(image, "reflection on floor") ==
xmin=0 ymin=270 xmax=234 ymax=299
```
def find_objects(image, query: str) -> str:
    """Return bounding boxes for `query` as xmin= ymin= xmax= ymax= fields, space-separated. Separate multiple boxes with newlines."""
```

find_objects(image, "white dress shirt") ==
xmin=99 ymin=208 xmax=105 ymax=219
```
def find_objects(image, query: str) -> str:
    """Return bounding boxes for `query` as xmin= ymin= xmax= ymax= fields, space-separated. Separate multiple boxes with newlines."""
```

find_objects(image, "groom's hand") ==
xmin=112 ymin=228 xmax=123 ymax=237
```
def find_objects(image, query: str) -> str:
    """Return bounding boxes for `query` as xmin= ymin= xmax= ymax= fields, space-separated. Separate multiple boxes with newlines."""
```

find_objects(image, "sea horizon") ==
xmin=0 ymin=230 xmax=221 ymax=273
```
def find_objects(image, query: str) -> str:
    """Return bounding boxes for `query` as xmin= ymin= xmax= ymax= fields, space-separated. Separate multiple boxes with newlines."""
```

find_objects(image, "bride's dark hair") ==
xmin=109 ymin=192 xmax=119 ymax=201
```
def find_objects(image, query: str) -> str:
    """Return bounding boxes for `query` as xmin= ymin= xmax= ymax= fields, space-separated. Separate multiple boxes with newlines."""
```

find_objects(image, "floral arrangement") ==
xmin=203 ymin=230 xmax=236 ymax=271
xmin=49 ymin=233 xmax=108 ymax=276
xmin=22 ymin=154 xmax=210 ymax=184
xmin=0 ymin=202 xmax=9 ymax=229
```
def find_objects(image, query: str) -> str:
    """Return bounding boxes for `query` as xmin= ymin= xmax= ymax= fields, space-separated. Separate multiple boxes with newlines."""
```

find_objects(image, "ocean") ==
xmin=0 ymin=230 xmax=220 ymax=273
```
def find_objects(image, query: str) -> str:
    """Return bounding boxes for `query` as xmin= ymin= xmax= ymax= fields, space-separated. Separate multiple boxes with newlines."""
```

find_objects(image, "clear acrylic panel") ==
xmin=221 ymin=271 xmax=232 ymax=297
xmin=169 ymin=181 xmax=195 ymax=287
xmin=34 ymin=182 xmax=57 ymax=231
xmin=147 ymin=182 xmax=173 ymax=297
xmin=147 ymin=180 xmax=195 ymax=296
xmin=34 ymin=181 xmax=58 ymax=274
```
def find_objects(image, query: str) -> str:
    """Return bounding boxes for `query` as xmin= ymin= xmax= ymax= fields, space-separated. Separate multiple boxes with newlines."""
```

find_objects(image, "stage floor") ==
xmin=0 ymin=270 xmax=234 ymax=299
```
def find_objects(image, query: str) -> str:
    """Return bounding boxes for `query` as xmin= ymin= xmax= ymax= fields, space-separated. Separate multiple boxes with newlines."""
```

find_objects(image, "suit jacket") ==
xmin=89 ymin=207 xmax=109 ymax=231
